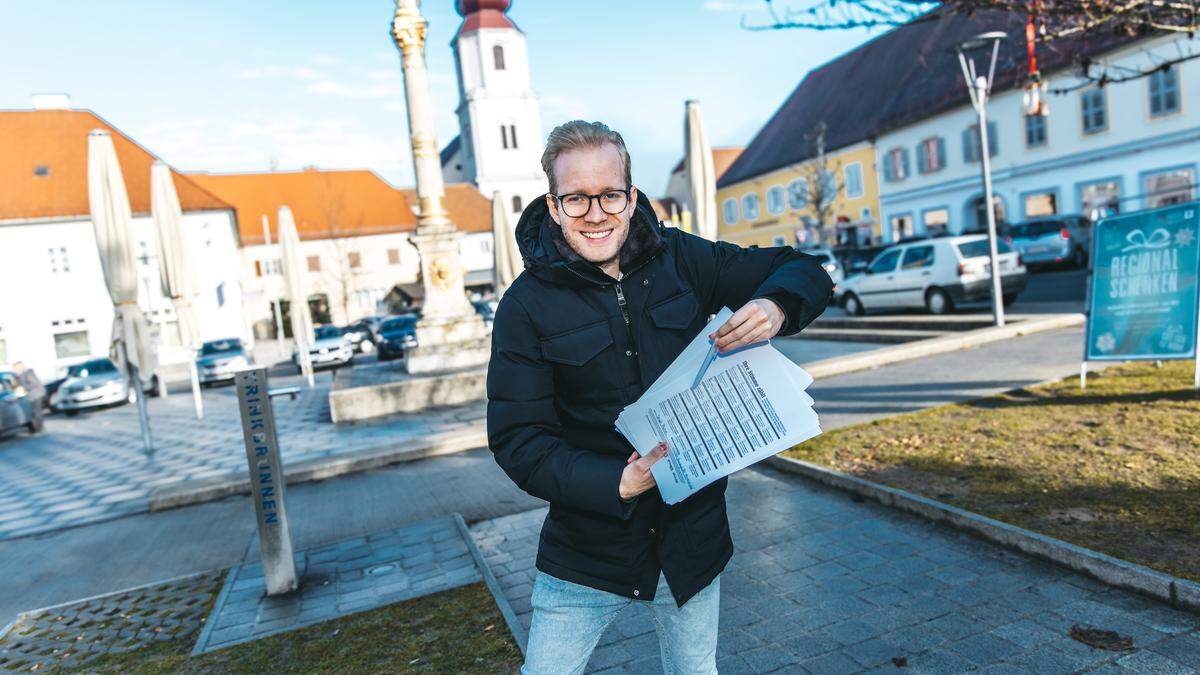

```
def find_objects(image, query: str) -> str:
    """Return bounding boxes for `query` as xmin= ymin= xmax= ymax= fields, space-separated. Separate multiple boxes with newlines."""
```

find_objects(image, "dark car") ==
xmin=376 ymin=315 xmax=419 ymax=361
xmin=0 ymin=370 xmax=43 ymax=436
xmin=835 ymin=245 xmax=889 ymax=275
xmin=472 ymin=300 xmax=496 ymax=332
xmin=342 ymin=317 xmax=383 ymax=354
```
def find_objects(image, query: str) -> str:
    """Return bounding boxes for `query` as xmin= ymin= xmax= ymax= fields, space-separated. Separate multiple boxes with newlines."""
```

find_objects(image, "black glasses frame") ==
xmin=553 ymin=187 xmax=632 ymax=217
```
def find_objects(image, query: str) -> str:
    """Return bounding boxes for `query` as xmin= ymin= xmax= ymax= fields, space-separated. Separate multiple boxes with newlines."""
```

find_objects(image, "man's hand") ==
xmin=710 ymin=298 xmax=784 ymax=353
xmin=619 ymin=442 xmax=668 ymax=500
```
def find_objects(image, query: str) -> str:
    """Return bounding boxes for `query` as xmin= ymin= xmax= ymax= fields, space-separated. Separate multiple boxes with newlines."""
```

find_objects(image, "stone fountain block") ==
xmin=329 ymin=362 xmax=488 ymax=423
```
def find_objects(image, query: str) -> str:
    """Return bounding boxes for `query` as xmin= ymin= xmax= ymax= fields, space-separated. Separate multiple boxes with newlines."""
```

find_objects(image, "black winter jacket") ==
xmin=486 ymin=192 xmax=833 ymax=606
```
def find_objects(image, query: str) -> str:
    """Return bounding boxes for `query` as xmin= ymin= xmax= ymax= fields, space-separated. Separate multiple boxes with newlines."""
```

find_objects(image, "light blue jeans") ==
xmin=522 ymin=571 xmax=720 ymax=675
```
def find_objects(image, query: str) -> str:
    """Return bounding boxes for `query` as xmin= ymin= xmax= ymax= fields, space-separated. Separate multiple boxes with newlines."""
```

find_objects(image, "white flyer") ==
xmin=615 ymin=309 xmax=822 ymax=504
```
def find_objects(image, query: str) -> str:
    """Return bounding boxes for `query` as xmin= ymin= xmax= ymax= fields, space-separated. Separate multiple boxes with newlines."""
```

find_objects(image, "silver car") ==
xmin=293 ymin=325 xmax=354 ymax=371
xmin=49 ymin=358 xmax=134 ymax=414
xmin=0 ymin=370 xmax=43 ymax=436
xmin=1007 ymin=216 xmax=1091 ymax=268
xmin=197 ymin=338 xmax=252 ymax=386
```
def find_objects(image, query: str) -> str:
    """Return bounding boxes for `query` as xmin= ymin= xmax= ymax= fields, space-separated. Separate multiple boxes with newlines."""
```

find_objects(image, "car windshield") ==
xmin=200 ymin=339 xmax=242 ymax=355
xmin=68 ymin=359 xmax=116 ymax=378
xmin=382 ymin=317 xmax=418 ymax=332
xmin=1010 ymin=221 xmax=1062 ymax=238
xmin=314 ymin=326 xmax=343 ymax=340
xmin=957 ymin=239 xmax=1014 ymax=258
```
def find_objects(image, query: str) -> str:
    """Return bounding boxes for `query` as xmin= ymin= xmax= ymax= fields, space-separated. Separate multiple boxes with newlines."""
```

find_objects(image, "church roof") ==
xmin=440 ymin=135 xmax=461 ymax=167
xmin=0 ymin=109 xmax=231 ymax=222
xmin=454 ymin=0 xmax=518 ymax=37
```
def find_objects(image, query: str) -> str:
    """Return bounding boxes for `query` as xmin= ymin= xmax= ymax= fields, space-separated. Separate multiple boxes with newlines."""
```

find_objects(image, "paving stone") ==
xmin=950 ymin=632 xmax=1024 ymax=667
xmin=740 ymin=645 xmax=802 ymax=673
xmin=1147 ymin=631 xmax=1200 ymax=669
xmin=1115 ymin=648 xmax=1194 ymax=674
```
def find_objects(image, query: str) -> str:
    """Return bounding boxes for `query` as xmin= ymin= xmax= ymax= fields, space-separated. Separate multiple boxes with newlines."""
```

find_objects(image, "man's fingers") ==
xmin=716 ymin=314 xmax=767 ymax=351
xmin=627 ymin=451 xmax=638 ymax=464
xmin=638 ymin=442 xmax=668 ymax=469
xmin=710 ymin=306 xmax=753 ymax=340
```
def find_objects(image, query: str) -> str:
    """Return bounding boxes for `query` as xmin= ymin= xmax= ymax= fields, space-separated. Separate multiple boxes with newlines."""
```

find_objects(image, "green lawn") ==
xmin=72 ymin=583 xmax=521 ymax=674
xmin=785 ymin=360 xmax=1200 ymax=582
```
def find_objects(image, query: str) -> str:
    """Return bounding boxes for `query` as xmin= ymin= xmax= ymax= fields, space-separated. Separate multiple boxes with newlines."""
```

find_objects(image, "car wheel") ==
xmin=65 ymin=409 xmax=78 ymax=417
xmin=925 ymin=287 xmax=954 ymax=315
xmin=1072 ymin=247 xmax=1087 ymax=269
xmin=1003 ymin=293 xmax=1018 ymax=306
xmin=843 ymin=293 xmax=865 ymax=317
xmin=147 ymin=375 xmax=161 ymax=397
xmin=27 ymin=413 xmax=44 ymax=434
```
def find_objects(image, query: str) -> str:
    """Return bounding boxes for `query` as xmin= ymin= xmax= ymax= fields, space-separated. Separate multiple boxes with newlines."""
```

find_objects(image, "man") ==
xmin=487 ymin=120 xmax=833 ymax=674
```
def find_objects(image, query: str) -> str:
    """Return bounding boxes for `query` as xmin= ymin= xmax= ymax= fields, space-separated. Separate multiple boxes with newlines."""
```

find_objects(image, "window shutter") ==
xmin=962 ymin=128 xmax=974 ymax=162
xmin=916 ymin=144 xmax=928 ymax=174
xmin=883 ymin=155 xmax=894 ymax=182
xmin=901 ymin=148 xmax=911 ymax=179
xmin=987 ymin=121 xmax=998 ymax=157
xmin=937 ymin=137 xmax=946 ymax=169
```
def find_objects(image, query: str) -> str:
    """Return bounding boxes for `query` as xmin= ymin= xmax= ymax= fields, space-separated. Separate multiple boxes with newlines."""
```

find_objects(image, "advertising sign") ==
xmin=1086 ymin=202 xmax=1199 ymax=362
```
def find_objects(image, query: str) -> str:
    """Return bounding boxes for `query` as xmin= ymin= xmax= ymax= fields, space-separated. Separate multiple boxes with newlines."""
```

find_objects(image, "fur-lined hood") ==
xmin=514 ymin=190 xmax=666 ymax=288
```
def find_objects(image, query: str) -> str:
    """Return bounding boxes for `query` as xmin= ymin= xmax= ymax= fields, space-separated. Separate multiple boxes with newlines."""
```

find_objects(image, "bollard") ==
xmin=234 ymin=367 xmax=298 ymax=595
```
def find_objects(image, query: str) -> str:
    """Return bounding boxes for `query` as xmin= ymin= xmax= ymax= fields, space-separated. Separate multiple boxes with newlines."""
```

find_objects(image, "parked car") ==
xmin=48 ymin=358 xmax=136 ymax=414
xmin=0 ymin=370 xmax=43 ymax=436
xmin=800 ymin=247 xmax=845 ymax=289
xmin=196 ymin=338 xmax=252 ymax=386
xmin=294 ymin=325 xmax=354 ymax=371
xmin=835 ymin=244 xmax=889 ymax=276
xmin=342 ymin=317 xmax=383 ymax=354
xmin=376 ymin=315 xmax=420 ymax=361
xmin=838 ymin=234 xmax=1028 ymax=316
xmin=472 ymin=300 xmax=496 ymax=332
xmin=1007 ymin=215 xmax=1091 ymax=268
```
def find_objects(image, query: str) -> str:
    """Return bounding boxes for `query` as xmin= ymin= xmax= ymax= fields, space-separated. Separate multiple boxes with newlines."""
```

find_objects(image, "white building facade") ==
xmin=441 ymin=0 xmax=547 ymax=217
xmin=876 ymin=34 xmax=1200 ymax=243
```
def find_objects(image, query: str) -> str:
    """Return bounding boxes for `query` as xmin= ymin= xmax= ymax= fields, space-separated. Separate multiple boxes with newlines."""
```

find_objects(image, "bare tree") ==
xmin=317 ymin=175 xmax=361 ymax=326
xmin=800 ymin=122 xmax=842 ymax=246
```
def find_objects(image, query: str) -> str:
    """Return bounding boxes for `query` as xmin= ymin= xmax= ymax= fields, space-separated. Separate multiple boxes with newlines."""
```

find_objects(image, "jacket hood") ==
xmin=514 ymin=190 xmax=666 ymax=288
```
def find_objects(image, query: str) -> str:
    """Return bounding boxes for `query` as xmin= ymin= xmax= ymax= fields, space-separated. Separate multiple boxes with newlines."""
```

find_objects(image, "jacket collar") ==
xmin=515 ymin=190 xmax=666 ymax=288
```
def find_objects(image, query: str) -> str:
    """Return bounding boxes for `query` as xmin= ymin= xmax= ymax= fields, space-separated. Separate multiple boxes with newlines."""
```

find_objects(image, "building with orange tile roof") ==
xmin=0 ymin=103 xmax=248 ymax=381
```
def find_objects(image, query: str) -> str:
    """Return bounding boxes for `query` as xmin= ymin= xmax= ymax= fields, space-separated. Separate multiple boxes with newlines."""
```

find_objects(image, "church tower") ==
xmin=442 ymin=0 xmax=547 ymax=216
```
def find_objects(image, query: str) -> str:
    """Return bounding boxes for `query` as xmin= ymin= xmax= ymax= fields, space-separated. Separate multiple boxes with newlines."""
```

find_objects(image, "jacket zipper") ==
xmin=614 ymin=282 xmax=637 ymax=356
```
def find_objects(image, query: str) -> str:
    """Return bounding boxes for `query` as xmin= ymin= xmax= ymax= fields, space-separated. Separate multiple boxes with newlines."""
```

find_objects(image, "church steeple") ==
xmin=443 ymin=0 xmax=546 ymax=215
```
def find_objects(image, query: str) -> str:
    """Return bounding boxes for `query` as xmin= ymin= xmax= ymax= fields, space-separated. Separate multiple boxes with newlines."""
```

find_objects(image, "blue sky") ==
xmin=1 ymin=1 xmax=875 ymax=195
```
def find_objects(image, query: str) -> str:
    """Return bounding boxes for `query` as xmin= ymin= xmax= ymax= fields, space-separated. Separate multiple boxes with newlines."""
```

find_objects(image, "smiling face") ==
xmin=545 ymin=143 xmax=638 ymax=276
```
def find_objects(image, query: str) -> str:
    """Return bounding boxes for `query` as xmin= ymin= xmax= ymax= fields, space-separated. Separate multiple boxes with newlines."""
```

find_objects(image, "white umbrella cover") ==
xmin=684 ymin=100 xmax=718 ymax=241
xmin=491 ymin=191 xmax=522 ymax=295
xmin=278 ymin=206 xmax=314 ymax=385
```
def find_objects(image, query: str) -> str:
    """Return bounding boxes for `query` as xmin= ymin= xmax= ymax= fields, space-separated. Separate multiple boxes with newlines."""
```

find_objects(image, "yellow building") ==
xmin=716 ymin=141 xmax=880 ymax=248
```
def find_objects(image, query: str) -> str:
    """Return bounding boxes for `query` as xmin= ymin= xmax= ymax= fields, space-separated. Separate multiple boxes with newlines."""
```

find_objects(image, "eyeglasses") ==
xmin=554 ymin=188 xmax=630 ymax=218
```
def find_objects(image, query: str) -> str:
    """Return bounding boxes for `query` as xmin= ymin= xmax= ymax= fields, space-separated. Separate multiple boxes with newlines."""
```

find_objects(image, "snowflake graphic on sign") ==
xmin=1096 ymin=332 xmax=1116 ymax=353
xmin=1177 ymin=227 xmax=1196 ymax=247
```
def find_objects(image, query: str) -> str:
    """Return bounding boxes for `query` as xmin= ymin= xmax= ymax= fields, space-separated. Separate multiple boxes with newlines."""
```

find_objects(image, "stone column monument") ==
xmin=392 ymin=0 xmax=489 ymax=375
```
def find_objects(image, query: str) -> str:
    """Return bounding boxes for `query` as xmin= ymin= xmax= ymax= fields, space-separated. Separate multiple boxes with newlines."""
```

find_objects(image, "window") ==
xmin=493 ymin=44 xmax=506 ymax=70
xmin=254 ymin=258 xmax=280 ymax=277
xmin=869 ymin=249 xmax=902 ymax=273
xmin=501 ymin=124 xmax=518 ymax=149
xmin=48 ymin=246 xmax=70 ymax=274
xmin=722 ymin=198 xmax=739 ymax=224
xmin=34 ymin=165 xmax=49 ymax=177
xmin=1144 ymin=167 xmax=1195 ymax=208
xmin=307 ymin=255 xmax=321 ymax=272
xmin=922 ymin=208 xmax=949 ymax=232
xmin=512 ymin=195 xmax=523 ymax=212
xmin=216 ymin=282 xmax=226 ymax=308
xmin=889 ymin=214 xmax=914 ymax=239
xmin=1025 ymin=114 xmax=1047 ymax=148
xmin=916 ymin=138 xmax=946 ymax=174
xmin=741 ymin=193 xmax=760 ymax=220
xmin=387 ymin=248 xmax=401 ymax=265
xmin=1149 ymin=67 xmax=1179 ymax=117
xmin=787 ymin=179 xmax=808 ymax=209
xmin=962 ymin=122 xmax=999 ymax=162
xmin=901 ymin=245 xmax=935 ymax=269
xmin=861 ymin=206 xmax=872 ymax=220
xmin=347 ymin=251 xmax=362 ymax=269
xmin=883 ymin=148 xmax=910 ymax=182
xmin=509 ymin=124 xmax=518 ymax=149
xmin=1023 ymin=192 xmax=1058 ymax=217
xmin=766 ymin=185 xmax=785 ymax=214
xmin=772 ymin=235 xmax=787 ymax=246
xmin=54 ymin=329 xmax=89 ymax=359
xmin=843 ymin=162 xmax=864 ymax=197
xmin=1080 ymin=180 xmax=1121 ymax=219
xmin=1081 ymin=89 xmax=1107 ymax=134
xmin=957 ymin=239 xmax=1014 ymax=258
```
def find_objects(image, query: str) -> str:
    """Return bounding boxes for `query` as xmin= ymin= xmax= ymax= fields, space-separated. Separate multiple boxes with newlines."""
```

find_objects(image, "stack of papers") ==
xmin=615 ymin=308 xmax=822 ymax=504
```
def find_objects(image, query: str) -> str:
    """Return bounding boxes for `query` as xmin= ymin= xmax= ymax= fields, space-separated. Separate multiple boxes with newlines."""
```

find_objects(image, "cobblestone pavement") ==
xmin=470 ymin=467 xmax=1200 ymax=674
xmin=0 ymin=368 xmax=485 ymax=541
xmin=194 ymin=515 xmax=480 ymax=654
xmin=0 ymin=570 xmax=224 ymax=671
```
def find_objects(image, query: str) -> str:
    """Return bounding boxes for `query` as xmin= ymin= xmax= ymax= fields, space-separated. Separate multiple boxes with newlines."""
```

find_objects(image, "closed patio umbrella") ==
xmin=151 ymin=161 xmax=203 ymax=419
xmin=88 ymin=129 xmax=155 ymax=454
xmin=684 ymin=100 xmax=718 ymax=241
xmin=278 ymin=206 xmax=314 ymax=387
xmin=491 ymin=191 xmax=522 ymax=296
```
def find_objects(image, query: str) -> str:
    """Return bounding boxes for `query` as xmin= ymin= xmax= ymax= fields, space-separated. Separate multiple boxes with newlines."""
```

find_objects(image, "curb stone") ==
xmin=149 ymin=426 xmax=488 ymax=511
xmin=454 ymin=513 xmax=529 ymax=656
xmin=764 ymin=454 xmax=1200 ymax=614
xmin=803 ymin=313 xmax=1085 ymax=379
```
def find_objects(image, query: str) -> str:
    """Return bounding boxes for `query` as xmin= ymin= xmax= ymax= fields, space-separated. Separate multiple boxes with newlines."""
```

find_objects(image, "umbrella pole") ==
xmin=189 ymin=358 xmax=204 ymax=420
xmin=122 ymin=340 xmax=155 ymax=456
xmin=303 ymin=346 xmax=315 ymax=388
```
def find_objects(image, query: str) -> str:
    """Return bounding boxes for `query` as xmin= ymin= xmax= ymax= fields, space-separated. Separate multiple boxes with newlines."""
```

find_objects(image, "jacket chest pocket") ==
xmin=540 ymin=321 xmax=617 ymax=392
xmin=649 ymin=290 xmax=700 ymax=332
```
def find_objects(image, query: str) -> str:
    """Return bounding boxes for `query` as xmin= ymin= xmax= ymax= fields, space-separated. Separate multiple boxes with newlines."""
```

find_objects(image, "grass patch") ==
xmin=70 ymin=583 xmax=521 ymax=674
xmin=785 ymin=360 xmax=1200 ymax=582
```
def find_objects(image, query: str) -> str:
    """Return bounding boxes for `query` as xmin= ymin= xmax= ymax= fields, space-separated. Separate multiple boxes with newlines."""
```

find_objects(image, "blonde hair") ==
xmin=541 ymin=120 xmax=632 ymax=194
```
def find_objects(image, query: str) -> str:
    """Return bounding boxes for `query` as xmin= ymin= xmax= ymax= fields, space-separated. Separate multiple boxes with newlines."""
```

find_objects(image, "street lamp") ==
xmin=956 ymin=31 xmax=1007 ymax=327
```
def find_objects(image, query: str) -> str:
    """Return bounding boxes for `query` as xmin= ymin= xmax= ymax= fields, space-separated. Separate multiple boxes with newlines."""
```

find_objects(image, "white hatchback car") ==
xmin=838 ymin=235 xmax=1028 ymax=315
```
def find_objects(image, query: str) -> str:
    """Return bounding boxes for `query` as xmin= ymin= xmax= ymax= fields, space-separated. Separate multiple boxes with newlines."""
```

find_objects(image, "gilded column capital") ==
xmin=391 ymin=0 xmax=427 ymax=53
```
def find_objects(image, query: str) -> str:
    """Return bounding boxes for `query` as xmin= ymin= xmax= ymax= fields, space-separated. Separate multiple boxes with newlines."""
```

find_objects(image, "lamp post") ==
xmin=956 ymin=31 xmax=1007 ymax=327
